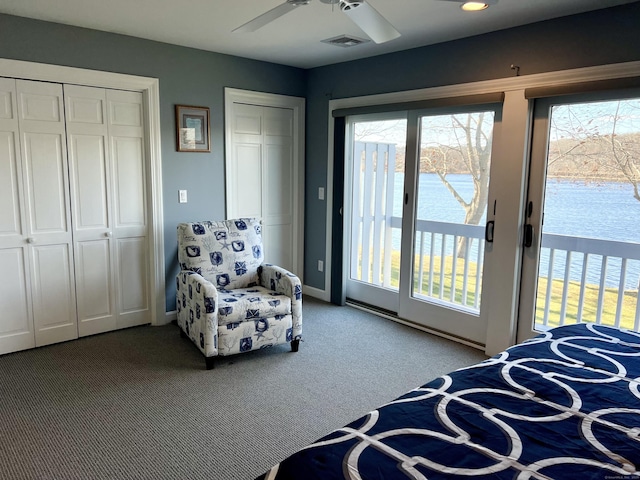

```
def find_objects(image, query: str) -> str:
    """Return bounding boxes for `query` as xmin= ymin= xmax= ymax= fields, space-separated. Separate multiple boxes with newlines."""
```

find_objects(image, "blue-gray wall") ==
xmin=2 ymin=3 xmax=640 ymax=306
xmin=303 ymin=2 xmax=640 ymax=289
xmin=0 ymin=14 xmax=307 ymax=311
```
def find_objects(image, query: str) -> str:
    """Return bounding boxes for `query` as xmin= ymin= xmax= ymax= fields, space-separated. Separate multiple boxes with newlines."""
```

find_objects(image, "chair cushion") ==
xmin=177 ymin=218 xmax=264 ymax=289
xmin=217 ymin=286 xmax=292 ymax=326
xmin=218 ymin=314 xmax=293 ymax=356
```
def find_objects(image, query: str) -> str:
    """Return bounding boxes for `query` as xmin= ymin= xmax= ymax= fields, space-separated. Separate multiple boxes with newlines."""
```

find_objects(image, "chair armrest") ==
xmin=176 ymin=271 xmax=219 ymax=356
xmin=259 ymin=264 xmax=302 ymax=340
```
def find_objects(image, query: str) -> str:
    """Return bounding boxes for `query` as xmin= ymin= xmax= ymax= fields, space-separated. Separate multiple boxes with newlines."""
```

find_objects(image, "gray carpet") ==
xmin=0 ymin=297 xmax=487 ymax=480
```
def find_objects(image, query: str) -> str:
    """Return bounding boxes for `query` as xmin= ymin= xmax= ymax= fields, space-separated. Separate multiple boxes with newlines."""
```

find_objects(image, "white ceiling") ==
xmin=0 ymin=0 xmax=636 ymax=69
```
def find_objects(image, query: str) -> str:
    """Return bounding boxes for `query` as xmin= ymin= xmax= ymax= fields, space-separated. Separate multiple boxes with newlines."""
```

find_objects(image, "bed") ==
xmin=258 ymin=323 xmax=640 ymax=479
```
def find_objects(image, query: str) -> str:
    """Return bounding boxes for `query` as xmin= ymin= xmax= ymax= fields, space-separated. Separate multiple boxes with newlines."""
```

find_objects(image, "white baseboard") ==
xmin=162 ymin=310 xmax=177 ymax=324
xmin=303 ymin=284 xmax=330 ymax=302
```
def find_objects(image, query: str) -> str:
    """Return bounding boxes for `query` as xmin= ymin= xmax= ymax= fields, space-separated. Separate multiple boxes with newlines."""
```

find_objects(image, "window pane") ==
xmin=535 ymin=97 xmax=640 ymax=330
xmin=413 ymin=111 xmax=495 ymax=313
xmin=349 ymin=119 xmax=407 ymax=291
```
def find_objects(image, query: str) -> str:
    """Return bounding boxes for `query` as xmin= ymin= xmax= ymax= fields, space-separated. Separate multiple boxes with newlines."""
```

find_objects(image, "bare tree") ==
xmin=548 ymin=99 xmax=640 ymax=201
xmin=597 ymin=101 xmax=640 ymax=201
xmin=421 ymin=112 xmax=493 ymax=256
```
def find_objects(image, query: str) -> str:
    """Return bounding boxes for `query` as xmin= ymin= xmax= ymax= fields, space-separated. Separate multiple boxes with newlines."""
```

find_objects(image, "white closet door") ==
xmin=65 ymin=85 xmax=150 ymax=333
xmin=107 ymin=89 xmax=150 ymax=329
xmin=16 ymin=80 xmax=77 ymax=347
xmin=229 ymin=104 xmax=295 ymax=271
xmin=65 ymin=85 xmax=116 ymax=336
xmin=230 ymin=104 xmax=263 ymax=219
xmin=0 ymin=78 xmax=34 ymax=354
xmin=263 ymin=107 xmax=294 ymax=271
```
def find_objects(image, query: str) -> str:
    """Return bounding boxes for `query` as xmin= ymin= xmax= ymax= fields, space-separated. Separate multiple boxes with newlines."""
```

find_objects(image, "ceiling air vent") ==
xmin=322 ymin=34 xmax=370 ymax=48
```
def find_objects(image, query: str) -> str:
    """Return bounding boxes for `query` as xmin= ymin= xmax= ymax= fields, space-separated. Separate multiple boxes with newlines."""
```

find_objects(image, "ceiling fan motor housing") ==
xmin=340 ymin=1 xmax=363 ymax=11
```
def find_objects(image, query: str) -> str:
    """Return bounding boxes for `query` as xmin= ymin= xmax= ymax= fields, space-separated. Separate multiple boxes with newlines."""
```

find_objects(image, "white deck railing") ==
xmin=350 ymin=140 xmax=640 ymax=331
xmin=538 ymin=234 xmax=640 ymax=330
xmin=351 ymin=215 xmax=640 ymax=330
xmin=351 ymin=215 xmax=486 ymax=311
xmin=412 ymin=219 xmax=485 ymax=311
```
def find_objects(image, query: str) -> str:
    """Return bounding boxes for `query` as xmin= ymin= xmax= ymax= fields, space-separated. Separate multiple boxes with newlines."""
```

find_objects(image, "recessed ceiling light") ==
xmin=461 ymin=2 xmax=490 ymax=11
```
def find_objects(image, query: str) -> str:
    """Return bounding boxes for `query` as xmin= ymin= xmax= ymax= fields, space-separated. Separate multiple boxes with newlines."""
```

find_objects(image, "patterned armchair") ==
xmin=176 ymin=218 xmax=302 ymax=369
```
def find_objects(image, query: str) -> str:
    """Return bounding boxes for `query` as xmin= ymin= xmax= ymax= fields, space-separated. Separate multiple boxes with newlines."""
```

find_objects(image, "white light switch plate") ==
xmin=179 ymin=190 xmax=188 ymax=203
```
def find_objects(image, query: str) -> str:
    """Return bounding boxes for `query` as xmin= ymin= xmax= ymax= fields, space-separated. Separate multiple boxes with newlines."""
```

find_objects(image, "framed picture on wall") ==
xmin=176 ymin=105 xmax=211 ymax=152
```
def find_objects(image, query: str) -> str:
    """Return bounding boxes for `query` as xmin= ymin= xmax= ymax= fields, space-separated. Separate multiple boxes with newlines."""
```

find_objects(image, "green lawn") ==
xmin=356 ymin=250 xmax=481 ymax=307
xmin=535 ymin=277 xmax=638 ymax=330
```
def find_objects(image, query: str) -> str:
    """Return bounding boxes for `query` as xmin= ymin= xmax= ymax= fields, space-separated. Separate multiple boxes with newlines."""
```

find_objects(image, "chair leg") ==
xmin=291 ymin=339 xmax=300 ymax=352
xmin=205 ymin=356 xmax=215 ymax=370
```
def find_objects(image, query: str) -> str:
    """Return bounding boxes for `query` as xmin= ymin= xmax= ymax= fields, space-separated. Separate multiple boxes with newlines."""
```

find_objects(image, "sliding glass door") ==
xmin=342 ymin=78 xmax=640 ymax=351
xmin=345 ymin=104 xmax=501 ymax=345
xmin=398 ymin=106 xmax=500 ymax=344
xmin=518 ymin=91 xmax=640 ymax=342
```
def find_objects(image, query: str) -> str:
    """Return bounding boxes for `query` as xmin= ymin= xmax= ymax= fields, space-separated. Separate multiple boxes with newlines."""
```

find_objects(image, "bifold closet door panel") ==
xmin=0 ymin=78 xmax=34 ymax=354
xmin=0 ymin=249 xmax=33 ymax=354
xmin=107 ymin=90 xmax=150 ymax=329
xmin=64 ymin=85 xmax=117 ymax=336
xmin=0 ymin=78 xmax=152 ymax=354
xmin=29 ymin=244 xmax=77 ymax=346
xmin=66 ymin=86 xmax=150 ymax=335
xmin=16 ymin=80 xmax=77 ymax=347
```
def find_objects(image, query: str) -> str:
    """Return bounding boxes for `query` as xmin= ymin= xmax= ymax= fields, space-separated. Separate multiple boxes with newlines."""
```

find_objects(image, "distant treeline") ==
xmin=385 ymin=132 xmax=640 ymax=181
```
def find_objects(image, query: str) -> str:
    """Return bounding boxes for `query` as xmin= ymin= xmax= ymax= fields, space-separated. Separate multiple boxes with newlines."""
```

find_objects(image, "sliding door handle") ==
xmin=524 ymin=224 xmax=534 ymax=248
xmin=485 ymin=220 xmax=494 ymax=243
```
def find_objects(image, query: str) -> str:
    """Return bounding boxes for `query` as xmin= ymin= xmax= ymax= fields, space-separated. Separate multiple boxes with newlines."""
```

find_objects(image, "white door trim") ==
xmin=224 ymin=87 xmax=305 ymax=277
xmin=0 ymin=58 xmax=165 ymax=326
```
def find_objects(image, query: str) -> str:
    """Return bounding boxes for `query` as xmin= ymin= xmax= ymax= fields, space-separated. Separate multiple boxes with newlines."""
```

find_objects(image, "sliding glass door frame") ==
xmin=517 ymin=88 xmax=640 ymax=343
xmin=398 ymin=105 xmax=502 ymax=345
xmin=340 ymin=90 xmax=533 ymax=353
xmin=331 ymin=64 xmax=640 ymax=356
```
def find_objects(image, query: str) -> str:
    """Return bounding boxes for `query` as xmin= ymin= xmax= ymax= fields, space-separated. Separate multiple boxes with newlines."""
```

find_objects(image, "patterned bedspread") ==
xmin=259 ymin=324 xmax=640 ymax=479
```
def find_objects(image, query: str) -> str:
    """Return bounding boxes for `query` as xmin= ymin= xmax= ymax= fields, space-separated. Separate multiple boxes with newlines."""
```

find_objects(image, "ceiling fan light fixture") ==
xmin=339 ymin=0 xmax=362 ymax=12
xmin=461 ymin=1 xmax=490 ymax=11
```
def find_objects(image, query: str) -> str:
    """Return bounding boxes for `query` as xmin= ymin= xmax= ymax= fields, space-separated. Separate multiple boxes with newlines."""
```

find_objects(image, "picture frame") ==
xmin=176 ymin=105 xmax=211 ymax=152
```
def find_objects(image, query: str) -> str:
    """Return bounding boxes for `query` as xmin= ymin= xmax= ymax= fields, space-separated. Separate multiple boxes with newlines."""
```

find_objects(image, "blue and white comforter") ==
xmin=260 ymin=324 xmax=640 ymax=479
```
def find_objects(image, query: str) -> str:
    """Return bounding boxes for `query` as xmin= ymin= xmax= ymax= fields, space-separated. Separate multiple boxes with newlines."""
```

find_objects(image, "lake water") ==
xmin=385 ymin=173 xmax=640 ymax=289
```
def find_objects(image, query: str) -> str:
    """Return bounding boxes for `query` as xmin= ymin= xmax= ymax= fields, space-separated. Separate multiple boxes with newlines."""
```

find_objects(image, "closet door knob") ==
xmin=26 ymin=237 xmax=35 ymax=244
xmin=105 ymin=232 xmax=113 ymax=238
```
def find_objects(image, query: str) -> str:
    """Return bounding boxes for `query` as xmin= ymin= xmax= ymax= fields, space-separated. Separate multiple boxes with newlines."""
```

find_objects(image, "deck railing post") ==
xmin=382 ymin=144 xmax=396 ymax=288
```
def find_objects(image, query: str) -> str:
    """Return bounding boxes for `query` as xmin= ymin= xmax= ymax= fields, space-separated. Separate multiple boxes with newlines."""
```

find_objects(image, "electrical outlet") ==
xmin=179 ymin=190 xmax=188 ymax=203
xmin=318 ymin=260 xmax=324 ymax=272
xmin=318 ymin=187 xmax=325 ymax=201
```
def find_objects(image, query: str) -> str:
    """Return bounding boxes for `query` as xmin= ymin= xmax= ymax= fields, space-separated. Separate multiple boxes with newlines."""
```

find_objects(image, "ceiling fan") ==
xmin=233 ymin=0 xmax=401 ymax=45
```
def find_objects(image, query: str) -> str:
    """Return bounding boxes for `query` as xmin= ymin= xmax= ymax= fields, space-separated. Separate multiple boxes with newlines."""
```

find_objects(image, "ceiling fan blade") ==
xmin=233 ymin=2 xmax=299 ymax=33
xmin=340 ymin=1 xmax=400 ymax=44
